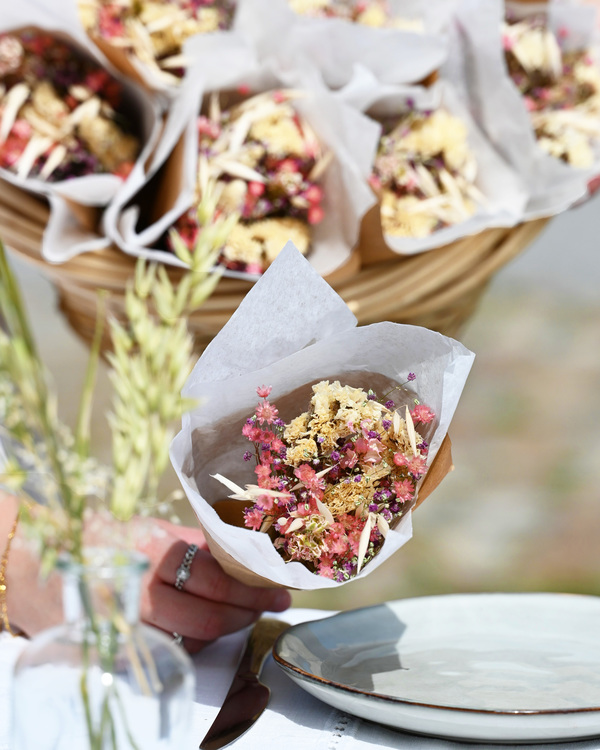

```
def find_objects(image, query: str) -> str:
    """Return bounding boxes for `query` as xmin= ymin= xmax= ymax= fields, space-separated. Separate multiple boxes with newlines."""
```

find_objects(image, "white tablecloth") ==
xmin=2 ymin=609 xmax=600 ymax=750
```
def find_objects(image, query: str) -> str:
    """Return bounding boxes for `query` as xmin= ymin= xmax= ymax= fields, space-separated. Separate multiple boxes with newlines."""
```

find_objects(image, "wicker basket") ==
xmin=0 ymin=180 xmax=550 ymax=351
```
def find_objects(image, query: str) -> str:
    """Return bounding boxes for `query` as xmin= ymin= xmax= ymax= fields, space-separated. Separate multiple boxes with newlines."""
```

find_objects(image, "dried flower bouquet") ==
xmin=169 ymin=89 xmax=331 ymax=275
xmin=213 ymin=378 xmax=436 ymax=581
xmin=0 ymin=29 xmax=141 ymax=184
xmin=503 ymin=13 xmax=600 ymax=169
xmin=370 ymin=106 xmax=483 ymax=239
xmin=105 ymin=42 xmax=378 ymax=281
xmin=78 ymin=0 xmax=236 ymax=87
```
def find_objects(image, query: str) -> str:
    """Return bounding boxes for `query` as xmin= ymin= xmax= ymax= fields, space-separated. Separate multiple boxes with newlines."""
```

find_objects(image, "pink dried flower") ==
xmin=256 ymin=400 xmax=279 ymax=423
xmin=393 ymin=479 xmax=414 ymax=503
xmin=411 ymin=404 xmax=435 ymax=423
xmin=308 ymin=205 xmax=325 ymax=225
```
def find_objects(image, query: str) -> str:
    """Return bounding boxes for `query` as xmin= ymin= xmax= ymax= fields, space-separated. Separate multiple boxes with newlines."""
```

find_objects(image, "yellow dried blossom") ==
xmin=283 ymin=413 xmax=310 ymax=443
xmin=285 ymin=438 xmax=319 ymax=467
xmin=220 ymin=224 xmax=264 ymax=266
xmin=78 ymin=116 xmax=140 ymax=173
xmin=396 ymin=110 xmax=470 ymax=172
xmin=249 ymin=107 xmax=309 ymax=158
xmin=289 ymin=0 xmax=330 ymax=14
xmin=380 ymin=192 xmax=439 ymax=238
xmin=221 ymin=218 xmax=310 ymax=268
xmin=323 ymin=478 xmax=375 ymax=515
xmin=356 ymin=6 xmax=388 ymax=27
xmin=30 ymin=81 xmax=70 ymax=126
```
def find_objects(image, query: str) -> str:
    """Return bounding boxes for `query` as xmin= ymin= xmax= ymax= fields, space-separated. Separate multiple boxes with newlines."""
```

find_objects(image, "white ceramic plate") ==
xmin=273 ymin=593 xmax=600 ymax=743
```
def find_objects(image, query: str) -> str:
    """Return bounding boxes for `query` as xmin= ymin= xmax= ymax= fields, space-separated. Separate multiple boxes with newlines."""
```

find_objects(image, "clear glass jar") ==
xmin=12 ymin=548 xmax=196 ymax=750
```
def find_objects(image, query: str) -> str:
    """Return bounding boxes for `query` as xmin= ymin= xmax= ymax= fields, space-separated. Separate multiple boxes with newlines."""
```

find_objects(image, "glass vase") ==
xmin=11 ymin=548 xmax=196 ymax=750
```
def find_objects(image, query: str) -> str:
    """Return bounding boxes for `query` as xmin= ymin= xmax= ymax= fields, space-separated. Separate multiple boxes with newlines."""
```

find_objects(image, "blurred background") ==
xmin=7 ymin=189 xmax=600 ymax=611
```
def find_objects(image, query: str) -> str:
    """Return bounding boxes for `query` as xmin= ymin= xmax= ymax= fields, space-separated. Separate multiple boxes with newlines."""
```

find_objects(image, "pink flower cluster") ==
xmin=233 ymin=380 xmax=435 ymax=581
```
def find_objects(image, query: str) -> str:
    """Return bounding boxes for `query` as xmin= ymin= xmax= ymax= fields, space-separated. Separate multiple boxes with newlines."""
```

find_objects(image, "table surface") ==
xmin=2 ymin=608 xmax=600 ymax=750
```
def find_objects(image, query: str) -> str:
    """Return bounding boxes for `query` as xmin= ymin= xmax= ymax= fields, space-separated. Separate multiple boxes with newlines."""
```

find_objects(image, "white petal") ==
xmin=160 ymin=54 xmax=192 ymax=70
xmin=376 ymin=513 xmax=390 ymax=538
xmin=39 ymin=144 xmax=67 ymax=180
xmin=211 ymin=473 xmax=246 ymax=497
xmin=316 ymin=498 xmax=334 ymax=525
xmin=213 ymin=156 xmax=266 ymax=183
xmin=209 ymin=92 xmax=221 ymax=124
xmin=0 ymin=83 xmax=30 ymax=144
xmin=16 ymin=135 xmax=53 ymax=179
xmin=308 ymin=150 xmax=333 ymax=182
xmin=405 ymin=405 xmax=418 ymax=457
xmin=356 ymin=513 xmax=374 ymax=574
xmin=286 ymin=518 xmax=304 ymax=534
xmin=68 ymin=96 xmax=102 ymax=128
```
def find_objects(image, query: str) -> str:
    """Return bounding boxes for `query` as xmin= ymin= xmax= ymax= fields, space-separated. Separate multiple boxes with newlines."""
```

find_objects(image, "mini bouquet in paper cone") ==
xmin=170 ymin=244 xmax=474 ymax=589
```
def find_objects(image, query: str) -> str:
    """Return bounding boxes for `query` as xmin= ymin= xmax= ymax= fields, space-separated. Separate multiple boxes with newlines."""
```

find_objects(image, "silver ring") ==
xmin=174 ymin=543 xmax=198 ymax=591
xmin=172 ymin=632 xmax=183 ymax=647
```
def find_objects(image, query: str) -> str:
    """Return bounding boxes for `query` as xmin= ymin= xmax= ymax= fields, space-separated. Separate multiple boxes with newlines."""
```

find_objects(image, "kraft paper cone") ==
xmin=170 ymin=244 xmax=474 ymax=590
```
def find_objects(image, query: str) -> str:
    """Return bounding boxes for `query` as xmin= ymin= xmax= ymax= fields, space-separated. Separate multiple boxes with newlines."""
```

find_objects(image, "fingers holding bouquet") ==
xmin=136 ymin=519 xmax=291 ymax=653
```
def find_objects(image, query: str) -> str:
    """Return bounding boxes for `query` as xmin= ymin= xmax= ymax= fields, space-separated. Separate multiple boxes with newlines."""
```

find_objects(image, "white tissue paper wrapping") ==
xmin=170 ymin=244 xmax=475 ymax=590
xmin=337 ymin=68 xmax=529 ymax=255
xmin=448 ymin=0 xmax=600 ymax=219
xmin=102 ymin=32 xmax=254 ymax=268
xmin=234 ymin=0 xmax=451 ymax=90
xmin=0 ymin=0 xmax=162 ymax=262
xmin=104 ymin=32 xmax=380 ymax=281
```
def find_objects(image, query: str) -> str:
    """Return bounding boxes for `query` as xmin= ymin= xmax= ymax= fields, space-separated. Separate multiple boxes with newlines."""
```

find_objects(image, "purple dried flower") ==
xmin=382 ymin=419 xmax=392 ymax=430
xmin=407 ymin=372 xmax=416 ymax=381
xmin=330 ymin=450 xmax=341 ymax=462
xmin=385 ymin=400 xmax=395 ymax=409
xmin=243 ymin=451 xmax=252 ymax=461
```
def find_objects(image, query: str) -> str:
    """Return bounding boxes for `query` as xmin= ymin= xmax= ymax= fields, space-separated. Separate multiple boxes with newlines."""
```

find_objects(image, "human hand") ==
xmin=134 ymin=519 xmax=292 ymax=653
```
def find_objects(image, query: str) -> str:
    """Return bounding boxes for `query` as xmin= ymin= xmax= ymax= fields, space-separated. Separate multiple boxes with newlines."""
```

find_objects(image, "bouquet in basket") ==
xmin=78 ymin=0 xmax=236 ymax=87
xmin=170 ymin=244 xmax=474 ymax=590
xmin=105 ymin=38 xmax=378 ymax=282
xmin=169 ymin=89 xmax=331 ymax=275
xmin=503 ymin=12 xmax=600 ymax=169
xmin=0 ymin=29 xmax=141 ymax=183
xmin=370 ymin=106 xmax=484 ymax=239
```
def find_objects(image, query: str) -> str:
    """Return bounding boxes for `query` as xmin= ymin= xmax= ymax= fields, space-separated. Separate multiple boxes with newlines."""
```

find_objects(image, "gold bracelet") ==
xmin=0 ymin=510 xmax=20 ymax=636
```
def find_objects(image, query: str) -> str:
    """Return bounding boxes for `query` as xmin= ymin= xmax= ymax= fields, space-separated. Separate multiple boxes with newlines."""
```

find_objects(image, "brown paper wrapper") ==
xmin=356 ymin=201 xmax=398 ymax=266
xmin=88 ymin=34 xmax=151 ymax=92
xmin=63 ymin=199 xmax=101 ymax=235
xmin=200 ymin=433 xmax=453 ymax=588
